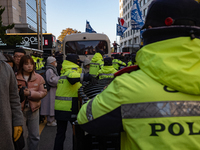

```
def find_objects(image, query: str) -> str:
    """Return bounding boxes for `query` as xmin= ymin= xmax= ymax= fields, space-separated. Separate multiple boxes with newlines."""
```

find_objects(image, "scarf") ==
xmin=45 ymin=64 xmax=59 ymax=76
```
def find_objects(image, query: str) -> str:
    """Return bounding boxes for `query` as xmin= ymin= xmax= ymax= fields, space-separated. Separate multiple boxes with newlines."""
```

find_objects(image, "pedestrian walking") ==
xmin=0 ymin=52 xmax=24 ymax=150
xmin=41 ymin=56 xmax=60 ymax=126
xmin=16 ymin=55 xmax=47 ymax=150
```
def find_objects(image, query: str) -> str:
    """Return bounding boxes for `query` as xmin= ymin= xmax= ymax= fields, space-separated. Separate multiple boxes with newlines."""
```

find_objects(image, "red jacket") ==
xmin=16 ymin=72 xmax=47 ymax=112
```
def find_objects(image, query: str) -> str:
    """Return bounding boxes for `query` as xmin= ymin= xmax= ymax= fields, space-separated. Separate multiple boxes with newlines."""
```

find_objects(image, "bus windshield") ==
xmin=65 ymin=40 xmax=108 ymax=55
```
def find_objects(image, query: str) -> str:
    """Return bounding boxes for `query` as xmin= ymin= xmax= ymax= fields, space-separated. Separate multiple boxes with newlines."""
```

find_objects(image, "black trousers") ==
xmin=54 ymin=120 xmax=72 ymax=150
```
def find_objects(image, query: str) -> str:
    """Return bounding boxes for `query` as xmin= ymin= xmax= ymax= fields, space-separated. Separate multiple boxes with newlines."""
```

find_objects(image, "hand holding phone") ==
xmin=24 ymin=88 xmax=30 ymax=96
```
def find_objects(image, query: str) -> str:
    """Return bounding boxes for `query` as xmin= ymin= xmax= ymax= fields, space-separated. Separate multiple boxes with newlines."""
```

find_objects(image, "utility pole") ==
xmin=7 ymin=0 xmax=10 ymax=33
xmin=39 ymin=0 xmax=43 ymax=51
xmin=36 ymin=0 xmax=40 ymax=50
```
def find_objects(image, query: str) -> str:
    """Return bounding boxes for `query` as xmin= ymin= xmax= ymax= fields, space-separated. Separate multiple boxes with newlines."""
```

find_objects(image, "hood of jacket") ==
xmin=61 ymin=60 xmax=82 ymax=75
xmin=91 ymin=53 xmax=103 ymax=63
xmin=136 ymin=37 xmax=200 ymax=95
xmin=100 ymin=66 xmax=117 ymax=74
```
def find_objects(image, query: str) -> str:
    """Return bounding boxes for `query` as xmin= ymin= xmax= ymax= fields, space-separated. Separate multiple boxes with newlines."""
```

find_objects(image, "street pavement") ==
xmin=39 ymin=122 xmax=73 ymax=150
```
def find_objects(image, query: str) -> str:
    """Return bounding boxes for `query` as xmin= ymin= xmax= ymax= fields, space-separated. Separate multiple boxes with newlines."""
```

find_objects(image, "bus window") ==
xmin=65 ymin=40 xmax=108 ymax=55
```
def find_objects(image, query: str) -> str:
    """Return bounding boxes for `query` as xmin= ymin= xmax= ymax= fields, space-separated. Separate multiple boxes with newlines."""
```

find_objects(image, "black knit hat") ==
xmin=66 ymin=54 xmax=83 ymax=64
xmin=14 ymin=47 xmax=26 ymax=55
xmin=104 ymin=57 xmax=112 ymax=66
xmin=142 ymin=0 xmax=200 ymax=29
xmin=95 ymin=47 xmax=105 ymax=56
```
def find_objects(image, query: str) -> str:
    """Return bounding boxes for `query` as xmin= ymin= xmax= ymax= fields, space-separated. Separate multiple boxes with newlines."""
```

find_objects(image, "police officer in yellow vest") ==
xmin=31 ymin=52 xmax=43 ymax=70
xmin=127 ymin=54 xmax=136 ymax=67
xmin=96 ymin=57 xmax=117 ymax=80
xmin=112 ymin=54 xmax=126 ymax=70
xmin=54 ymin=54 xmax=92 ymax=150
xmin=89 ymin=48 xmax=104 ymax=77
xmin=77 ymin=0 xmax=200 ymax=149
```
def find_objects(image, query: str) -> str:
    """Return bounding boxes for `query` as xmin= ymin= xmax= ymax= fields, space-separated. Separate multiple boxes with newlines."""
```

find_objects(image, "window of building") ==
xmin=124 ymin=41 xmax=127 ymax=46
xmin=134 ymin=37 xmax=137 ymax=43
xmin=128 ymin=21 xmax=130 ymax=27
xmin=128 ymin=3 xmax=129 ymax=9
xmin=129 ymin=39 xmax=132 ymax=45
xmin=128 ymin=30 xmax=130 ymax=37
xmin=144 ymin=0 xmax=147 ymax=5
xmin=128 ymin=12 xmax=129 ymax=19
xmin=143 ymin=8 xmax=147 ymax=17
xmin=126 ymin=32 xmax=127 ymax=37
xmin=130 ymin=0 xmax=132 ymax=6
xmin=140 ymin=0 xmax=143 ymax=7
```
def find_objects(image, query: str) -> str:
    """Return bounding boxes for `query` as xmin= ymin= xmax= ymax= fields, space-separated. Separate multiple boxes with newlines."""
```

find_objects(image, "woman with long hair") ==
xmin=16 ymin=55 xmax=47 ymax=150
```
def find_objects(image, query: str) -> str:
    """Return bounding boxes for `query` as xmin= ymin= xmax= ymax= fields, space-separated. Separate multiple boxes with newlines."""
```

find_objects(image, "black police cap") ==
xmin=104 ymin=57 xmax=112 ymax=66
xmin=142 ymin=0 xmax=200 ymax=30
xmin=66 ymin=54 xmax=83 ymax=64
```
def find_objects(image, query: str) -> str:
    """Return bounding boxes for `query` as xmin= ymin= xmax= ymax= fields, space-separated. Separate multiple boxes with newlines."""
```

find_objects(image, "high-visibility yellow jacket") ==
xmin=89 ymin=53 xmax=104 ymax=77
xmin=77 ymin=37 xmax=200 ymax=150
xmin=55 ymin=60 xmax=82 ymax=121
xmin=112 ymin=59 xmax=126 ymax=70
xmin=96 ymin=66 xmax=117 ymax=79
xmin=35 ymin=57 xmax=44 ymax=70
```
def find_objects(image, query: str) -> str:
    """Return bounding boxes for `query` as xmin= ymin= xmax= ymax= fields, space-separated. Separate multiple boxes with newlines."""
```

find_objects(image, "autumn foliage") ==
xmin=58 ymin=28 xmax=81 ymax=42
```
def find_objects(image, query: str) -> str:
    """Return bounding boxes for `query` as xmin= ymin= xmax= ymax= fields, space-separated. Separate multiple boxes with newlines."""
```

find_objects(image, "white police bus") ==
xmin=62 ymin=32 xmax=111 ymax=61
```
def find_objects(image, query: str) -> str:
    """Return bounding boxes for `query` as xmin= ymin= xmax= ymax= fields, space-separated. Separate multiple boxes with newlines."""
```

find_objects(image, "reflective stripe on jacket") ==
xmin=89 ymin=53 xmax=104 ymax=77
xmin=78 ymin=37 xmax=200 ymax=150
xmin=112 ymin=59 xmax=126 ymax=70
xmin=96 ymin=66 xmax=117 ymax=79
xmin=55 ymin=60 xmax=82 ymax=121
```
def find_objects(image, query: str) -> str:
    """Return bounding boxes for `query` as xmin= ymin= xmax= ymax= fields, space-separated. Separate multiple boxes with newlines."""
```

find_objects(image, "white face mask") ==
xmin=54 ymin=62 xmax=57 ymax=67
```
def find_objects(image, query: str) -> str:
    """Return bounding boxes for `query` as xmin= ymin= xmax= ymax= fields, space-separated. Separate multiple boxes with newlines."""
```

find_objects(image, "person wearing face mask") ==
xmin=40 ymin=56 xmax=60 ymax=126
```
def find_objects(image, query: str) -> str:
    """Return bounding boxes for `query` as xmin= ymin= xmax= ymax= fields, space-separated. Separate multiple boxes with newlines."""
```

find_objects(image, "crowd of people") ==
xmin=1 ymin=0 xmax=200 ymax=149
xmin=0 ymin=45 xmax=127 ymax=150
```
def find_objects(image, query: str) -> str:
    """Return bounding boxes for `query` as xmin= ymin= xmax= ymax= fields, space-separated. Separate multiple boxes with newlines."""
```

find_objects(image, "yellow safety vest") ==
xmin=55 ymin=60 xmax=82 ymax=120
xmin=78 ymin=37 xmax=200 ymax=150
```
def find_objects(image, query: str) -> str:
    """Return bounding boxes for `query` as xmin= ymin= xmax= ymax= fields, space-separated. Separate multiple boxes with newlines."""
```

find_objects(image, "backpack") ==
xmin=42 ymin=68 xmax=57 ymax=91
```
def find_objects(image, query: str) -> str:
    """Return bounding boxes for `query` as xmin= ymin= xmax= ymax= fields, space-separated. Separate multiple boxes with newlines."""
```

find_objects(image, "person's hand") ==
xmin=18 ymin=84 xmax=22 ymax=92
xmin=24 ymin=88 xmax=30 ymax=96
xmin=13 ymin=126 xmax=23 ymax=142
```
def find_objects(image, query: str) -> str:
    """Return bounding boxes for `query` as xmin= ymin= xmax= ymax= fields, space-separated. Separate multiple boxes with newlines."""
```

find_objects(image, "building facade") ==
xmin=0 ymin=0 xmax=47 ymax=33
xmin=119 ymin=0 xmax=152 ymax=53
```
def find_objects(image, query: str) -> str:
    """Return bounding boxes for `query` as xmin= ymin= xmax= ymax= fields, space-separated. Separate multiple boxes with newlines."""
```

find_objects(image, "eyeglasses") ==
xmin=14 ymin=55 xmax=24 ymax=58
